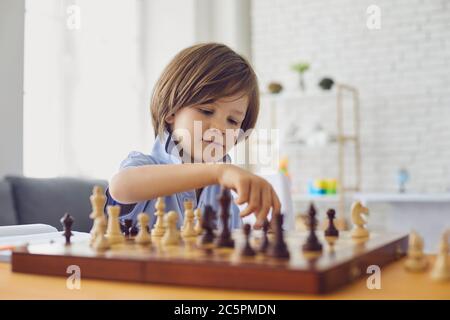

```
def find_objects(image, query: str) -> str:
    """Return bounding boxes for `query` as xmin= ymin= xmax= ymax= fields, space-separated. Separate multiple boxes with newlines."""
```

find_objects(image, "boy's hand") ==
xmin=216 ymin=164 xmax=281 ymax=229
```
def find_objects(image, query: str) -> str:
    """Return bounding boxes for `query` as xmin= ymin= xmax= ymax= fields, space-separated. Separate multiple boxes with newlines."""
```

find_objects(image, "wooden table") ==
xmin=0 ymin=257 xmax=448 ymax=299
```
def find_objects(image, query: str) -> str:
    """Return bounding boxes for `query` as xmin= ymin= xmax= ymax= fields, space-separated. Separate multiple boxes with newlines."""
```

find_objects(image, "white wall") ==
xmin=0 ymin=0 xmax=25 ymax=177
xmin=252 ymin=0 xmax=450 ymax=193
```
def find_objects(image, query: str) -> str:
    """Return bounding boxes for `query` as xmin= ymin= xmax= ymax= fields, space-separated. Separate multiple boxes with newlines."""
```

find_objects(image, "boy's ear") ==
xmin=165 ymin=113 xmax=175 ymax=124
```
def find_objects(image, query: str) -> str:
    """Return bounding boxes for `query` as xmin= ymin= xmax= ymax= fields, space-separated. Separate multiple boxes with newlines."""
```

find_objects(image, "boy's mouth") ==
xmin=202 ymin=139 xmax=224 ymax=148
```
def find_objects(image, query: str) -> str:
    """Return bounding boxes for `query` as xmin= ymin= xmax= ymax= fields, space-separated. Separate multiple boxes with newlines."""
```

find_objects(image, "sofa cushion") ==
xmin=0 ymin=179 xmax=18 ymax=226
xmin=5 ymin=175 xmax=108 ymax=232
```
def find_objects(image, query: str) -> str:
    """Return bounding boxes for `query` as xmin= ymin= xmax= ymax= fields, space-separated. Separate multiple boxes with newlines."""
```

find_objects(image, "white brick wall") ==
xmin=252 ymin=0 xmax=450 ymax=193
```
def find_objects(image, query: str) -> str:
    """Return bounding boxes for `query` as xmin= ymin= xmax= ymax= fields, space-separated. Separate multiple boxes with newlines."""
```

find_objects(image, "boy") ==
xmin=108 ymin=43 xmax=280 ymax=230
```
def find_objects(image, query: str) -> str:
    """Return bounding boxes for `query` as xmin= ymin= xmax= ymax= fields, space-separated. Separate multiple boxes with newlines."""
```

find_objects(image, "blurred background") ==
xmin=1 ymin=0 xmax=449 ymax=249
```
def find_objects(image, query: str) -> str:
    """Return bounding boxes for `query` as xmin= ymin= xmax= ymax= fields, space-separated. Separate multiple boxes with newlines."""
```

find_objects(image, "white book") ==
xmin=0 ymin=224 xmax=90 ymax=262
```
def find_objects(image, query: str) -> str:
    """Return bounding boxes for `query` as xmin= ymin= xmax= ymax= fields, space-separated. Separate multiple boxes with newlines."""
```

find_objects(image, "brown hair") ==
xmin=150 ymin=43 xmax=259 ymax=139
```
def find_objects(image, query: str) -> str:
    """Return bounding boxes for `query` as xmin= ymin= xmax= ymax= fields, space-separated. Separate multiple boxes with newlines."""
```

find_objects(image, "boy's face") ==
xmin=166 ymin=93 xmax=248 ymax=163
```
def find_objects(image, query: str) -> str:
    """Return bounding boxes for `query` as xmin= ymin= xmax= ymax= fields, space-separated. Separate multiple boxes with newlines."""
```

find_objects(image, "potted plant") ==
xmin=291 ymin=61 xmax=310 ymax=91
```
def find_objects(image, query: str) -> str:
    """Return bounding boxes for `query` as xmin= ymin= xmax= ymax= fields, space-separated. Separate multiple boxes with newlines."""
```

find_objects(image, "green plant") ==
xmin=291 ymin=62 xmax=310 ymax=74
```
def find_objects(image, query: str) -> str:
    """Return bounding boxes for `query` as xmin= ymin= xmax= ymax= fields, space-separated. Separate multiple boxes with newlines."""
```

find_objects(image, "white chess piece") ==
xmin=181 ymin=200 xmax=196 ymax=238
xmin=92 ymin=216 xmax=110 ymax=252
xmin=151 ymin=197 xmax=166 ymax=238
xmin=105 ymin=205 xmax=125 ymax=245
xmin=89 ymin=186 xmax=106 ymax=245
xmin=430 ymin=230 xmax=450 ymax=281
xmin=404 ymin=230 xmax=428 ymax=272
xmin=350 ymin=201 xmax=369 ymax=238
xmin=194 ymin=208 xmax=202 ymax=235
xmin=162 ymin=211 xmax=180 ymax=246
xmin=135 ymin=213 xmax=151 ymax=245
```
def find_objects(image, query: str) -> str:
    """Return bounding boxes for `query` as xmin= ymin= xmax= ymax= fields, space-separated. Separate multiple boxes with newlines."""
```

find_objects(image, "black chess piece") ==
xmin=267 ymin=214 xmax=290 ymax=259
xmin=122 ymin=219 xmax=133 ymax=237
xmin=324 ymin=209 xmax=339 ymax=238
xmin=302 ymin=203 xmax=323 ymax=252
xmin=129 ymin=225 xmax=138 ymax=237
xmin=259 ymin=219 xmax=270 ymax=253
xmin=200 ymin=205 xmax=216 ymax=245
xmin=215 ymin=188 xmax=234 ymax=248
xmin=241 ymin=223 xmax=256 ymax=257
xmin=60 ymin=213 xmax=74 ymax=245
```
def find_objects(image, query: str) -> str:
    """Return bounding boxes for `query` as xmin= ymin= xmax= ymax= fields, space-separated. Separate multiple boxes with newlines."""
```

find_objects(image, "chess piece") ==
xmin=90 ymin=215 xmax=107 ymax=246
xmin=135 ymin=213 xmax=151 ymax=245
xmin=241 ymin=224 xmax=256 ymax=257
xmin=162 ymin=211 xmax=180 ymax=246
xmin=259 ymin=219 xmax=270 ymax=253
xmin=267 ymin=214 xmax=290 ymax=259
xmin=89 ymin=186 xmax=106 ymax=245
xmin=350 ymin=201 xmax=370 ymax=238
xmin=430 ymin=230 xmax=450 ymax=281
xmin=324 ymin=209 xmax=339 ymax=244
xmin=302 ymin=203 xmax=323 ymax=253
xmin=181 ymin=200 xmax=196 ymax=238
xmin=200 ymin=205 xmax=216 ymax=246
xmin=92 ymin=216 xmax=110 ymax=252
xmin=122 ymin=219 xmax=133 ymax=238
xmin=105 ymin=205 xmax=125 ymax=245
xmin=151 ymin=197 xmax=166 ymax=237
xmin=215 ymin=188 xmax=234 ymax=248
xmin=61 ymin=213 xmax=74 ymax=245
xmin=404 ymin=230 xmax=428 ymax=272
xmin=194 ymin=208 xmax=202 ymax=235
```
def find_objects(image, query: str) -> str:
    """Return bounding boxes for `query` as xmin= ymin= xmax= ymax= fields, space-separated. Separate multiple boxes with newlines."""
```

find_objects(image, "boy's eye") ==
xmin=228 ymin=118 xmax=239 ymax=125
xmin=199 ymin=108 xmax=214 ymax=115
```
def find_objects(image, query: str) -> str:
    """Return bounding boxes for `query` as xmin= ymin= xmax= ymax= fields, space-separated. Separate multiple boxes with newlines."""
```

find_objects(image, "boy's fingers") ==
xmin=239 ymin=183 xmax=260 ymax=217
xmin=271 ymin=188 xmax=282 ymax=214
xmin=255 ymin=185 xmax=272 ymax=228
xmin=235 ymin=180 xmax=249 ymax=205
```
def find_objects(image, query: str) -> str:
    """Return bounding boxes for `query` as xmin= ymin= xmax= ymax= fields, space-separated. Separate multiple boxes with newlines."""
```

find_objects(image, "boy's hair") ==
xmin=150 ymin=43 xmax=259 ymax=139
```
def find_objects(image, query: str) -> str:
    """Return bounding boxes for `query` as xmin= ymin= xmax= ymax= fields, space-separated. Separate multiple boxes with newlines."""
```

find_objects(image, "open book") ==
xmin=0 ymin=224 xmax=90 ymax=262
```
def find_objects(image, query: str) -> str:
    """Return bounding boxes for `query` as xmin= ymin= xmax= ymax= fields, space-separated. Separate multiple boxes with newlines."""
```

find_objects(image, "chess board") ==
xmin=11 ymin=230 xmax=408 ymax=294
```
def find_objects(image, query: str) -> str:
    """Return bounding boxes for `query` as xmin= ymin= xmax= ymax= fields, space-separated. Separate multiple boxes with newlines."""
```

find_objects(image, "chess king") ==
xmin=107 ymin=43 xmax=282 ymax=232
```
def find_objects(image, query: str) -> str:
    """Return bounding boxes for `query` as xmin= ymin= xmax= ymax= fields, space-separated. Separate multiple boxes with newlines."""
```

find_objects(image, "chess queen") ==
xmin=107 ymin=43 xmax=282 ymax=232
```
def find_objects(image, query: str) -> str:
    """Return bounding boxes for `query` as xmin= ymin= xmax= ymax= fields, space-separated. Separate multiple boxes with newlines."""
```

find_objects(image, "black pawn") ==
xmin=267 ymin=214 xmax=290 ymax=259
xmin=122 ymin=219 xmax=133 ymax=237
xmin=60 ymin=213 xmax=74 ymax=245
xmin=215 ymin=188 xmax=234 ymax=248
xmin=302 ymin=203 xmax=323 ymax=252
xmin=241 ymin=224 xmax=256 ymax=257
xmin=200 ymin=205 xmax=216 ymax=245
xmin=324 ymin=209 xmax=339 ymax=238
xmin=259 ymin=220 xmax=270 ymax=253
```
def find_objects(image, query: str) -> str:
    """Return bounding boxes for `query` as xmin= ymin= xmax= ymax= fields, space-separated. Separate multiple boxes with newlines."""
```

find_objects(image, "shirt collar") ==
xmin=152 ymin=130 xmax=232 ymax=164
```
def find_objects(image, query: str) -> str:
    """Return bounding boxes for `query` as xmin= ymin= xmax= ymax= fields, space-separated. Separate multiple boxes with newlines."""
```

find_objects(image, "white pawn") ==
xmin=182 ymin=204 xmax=196 ymax=238
xmin=194 ymin=208 xmax=202 ymax=235
xmin=430 ymin=230 xmax=450 ymax=282
xmin=90 ymin=215 xmax=107 ymax=246
xmin=89 ymin=185 xmax=106 ymax=245
xmin=135 ymin=213 xmax=151 ymax=245
xmin=162 ymin=211 xmax=180 ymax=246
xmin=151 ymin=197 xmax=166 ymax=238
xmin=404 ymin=230 xmax=428 ymax=272
xmin=92 ymin=217 xmax=110 ymax=252
xmin=105 ymin=205 xmax=125 ymax=245
xmin=350 ymin=201 xmax=370 ymax=238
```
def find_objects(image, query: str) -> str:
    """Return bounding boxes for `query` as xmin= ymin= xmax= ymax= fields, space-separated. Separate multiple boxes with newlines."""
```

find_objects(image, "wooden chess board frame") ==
xmin=11 ymin=231 xmax=408 ymax=294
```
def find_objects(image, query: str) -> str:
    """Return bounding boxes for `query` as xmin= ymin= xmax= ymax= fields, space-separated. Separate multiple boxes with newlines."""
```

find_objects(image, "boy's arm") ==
xmin=109 ymin=163 xmax=220 ymax=204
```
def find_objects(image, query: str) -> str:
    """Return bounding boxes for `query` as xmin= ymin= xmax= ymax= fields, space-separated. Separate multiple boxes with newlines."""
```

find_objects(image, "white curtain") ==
xmin=23 ymin=0 xmax=152 ymax=180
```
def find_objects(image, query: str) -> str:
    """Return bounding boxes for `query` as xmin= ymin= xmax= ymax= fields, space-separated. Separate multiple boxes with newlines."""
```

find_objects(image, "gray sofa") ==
xmin=0 ymin=175 xmax=108 ymax=232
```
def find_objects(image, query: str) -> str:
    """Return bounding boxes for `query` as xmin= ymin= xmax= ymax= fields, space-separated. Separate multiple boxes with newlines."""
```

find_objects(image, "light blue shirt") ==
xmin=106 ymin=131 xmax=242 ymax=230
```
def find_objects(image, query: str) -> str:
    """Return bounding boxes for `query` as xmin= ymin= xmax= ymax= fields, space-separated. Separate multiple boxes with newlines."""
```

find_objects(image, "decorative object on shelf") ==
xmin=307 ymin=178 xmax=337 ymax=196
xmin=291 ymin=61 xmax=310 ymax=91
xmin=319 ymin=77 xmax=335 ymax=90
xmin=278 ymin=156 xmax=290 ymax=179
xmin=397 ymin=168 xmax=410 ymax=193
xmin=267 ymin=82 xmax=283 ymax=94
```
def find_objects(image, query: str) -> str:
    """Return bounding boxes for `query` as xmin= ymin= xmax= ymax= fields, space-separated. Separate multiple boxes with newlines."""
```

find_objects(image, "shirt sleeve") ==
xmin=119 ymin=151 xmax=158 ymax=170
